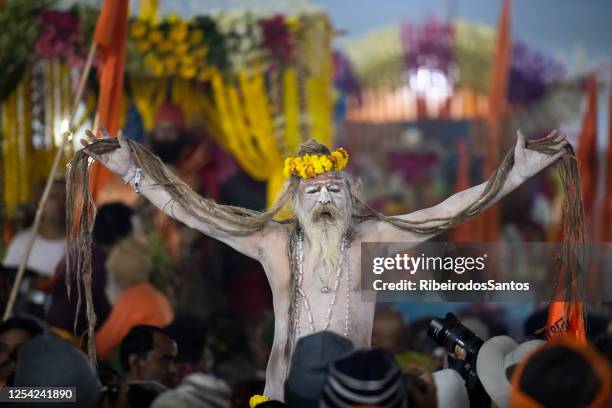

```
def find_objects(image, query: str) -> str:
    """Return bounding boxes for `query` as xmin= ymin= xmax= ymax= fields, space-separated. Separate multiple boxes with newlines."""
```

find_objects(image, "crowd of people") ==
xmin=0 ymin=298 xmax=610 ymax=407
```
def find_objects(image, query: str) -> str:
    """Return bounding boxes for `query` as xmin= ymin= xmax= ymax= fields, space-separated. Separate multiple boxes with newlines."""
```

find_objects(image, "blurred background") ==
xmin=0 ymin=0 xmax=610 ymax=403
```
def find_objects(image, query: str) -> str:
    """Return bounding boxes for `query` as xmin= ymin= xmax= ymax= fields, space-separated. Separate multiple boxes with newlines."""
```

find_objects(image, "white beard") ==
xmin=295 ymin=203 xmax=350 ymax=279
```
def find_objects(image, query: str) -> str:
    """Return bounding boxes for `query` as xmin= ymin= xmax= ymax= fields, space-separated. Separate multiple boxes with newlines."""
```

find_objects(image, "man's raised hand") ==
xmin=513 ymin=129 xmax=567 ymax=181
xmin=81 ymin=128 xmax=134 ymax=178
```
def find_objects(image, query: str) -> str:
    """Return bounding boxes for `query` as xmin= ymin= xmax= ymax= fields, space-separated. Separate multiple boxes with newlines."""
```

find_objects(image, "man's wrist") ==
xmin=123 ymin=166 xmax=144 ymax=193
xmin=509 ymin=167 xmax=526 ymax=187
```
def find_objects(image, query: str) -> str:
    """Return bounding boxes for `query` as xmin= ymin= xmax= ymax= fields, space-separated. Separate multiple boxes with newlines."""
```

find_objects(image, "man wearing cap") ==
xmin=476 ymin=335 xmax=545 ymax=407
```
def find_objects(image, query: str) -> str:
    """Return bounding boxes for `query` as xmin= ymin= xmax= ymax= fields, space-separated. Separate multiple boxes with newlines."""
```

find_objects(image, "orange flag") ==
xmin=90 ymin=0 xmax=129 ymax=199
xmin=454 ymin=139 xmax=472 ymax=242
xmin=546 ymin=75 xmax=597 ymax=344
xmin=602 ymin=85 xmax=612 ymax=241
xmin=482 ymin=0 xmax=511 ymax=242
xmin=576 ymin=75 xmax=599 ymax=214
xmin=546 ymin=300 xmax=586 ymax=343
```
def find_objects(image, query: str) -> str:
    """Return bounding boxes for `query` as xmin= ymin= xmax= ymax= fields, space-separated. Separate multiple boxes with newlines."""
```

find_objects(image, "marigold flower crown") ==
xmin=283 ymin=147 xmax=349 ymax=179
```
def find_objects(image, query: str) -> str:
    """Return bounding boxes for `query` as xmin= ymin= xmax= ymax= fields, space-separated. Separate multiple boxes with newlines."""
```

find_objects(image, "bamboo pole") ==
xmin=3 ymin=43 xmax=98 ymax=321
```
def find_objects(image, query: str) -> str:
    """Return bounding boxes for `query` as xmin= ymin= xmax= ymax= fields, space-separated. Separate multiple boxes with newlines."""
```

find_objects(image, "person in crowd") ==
xmin=120 ymin=325 xmax=178 ymax=388
xmin=206 ymin=313 xmax=253 ymax=383
xmin=372 ymin=307 xmax=434 ymax=384
xmin=165 ymin=314 xmax=208 ymax=385
xmin=510 ymin=335 xmax=610 ymax=408
xmin=284 ymin=330 xmax=354 ymax=407
xmin=48 ymin=202 xmax=133 ymax=340
xmin=139 ymin=103 xmax=237 ymax=322
xmin=149 ymin=102 xmax=236 ymax=198
xmin=246 ymin=312 xmax=275 ymax=381
xmin=205 ymin=313 xmax=264 ymax=405
xmin=320 ymin=347 xmax=408 ymax=407
xmin=2 ymin=179 xmax=66 ymax=316
xmin=594 ymin=332 xmax=612 ymax=364
xmin=0 ymin=317 xmax=43 ymax=386
xmin=13 ymin=332 xmax=101 ymax=407
xmin=98 ymin=358 xmax=166 ymax=408
xmin=475 ymin=335 xmax=545 ymax=407
xmin=95 ymin=238 xmax=174 ymax=359
xmin=431 ymin=369 xmax=469 ymax=408
xmin=126 ymin=381 xmax=167 ymax=408
xmin=98 ymin=361 xmax=125 ymax=407
xmin=151 ymin=372 xmax=232 ymax=408
xmin=371 ymin=307 xmax=408 ymax=355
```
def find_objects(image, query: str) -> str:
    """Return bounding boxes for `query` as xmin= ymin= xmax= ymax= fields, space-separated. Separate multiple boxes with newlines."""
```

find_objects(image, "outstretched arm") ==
xmin=361 ymin=130 xmax=567 ymax=243
xmin=83 ymin=129 xmax=282 ymax=261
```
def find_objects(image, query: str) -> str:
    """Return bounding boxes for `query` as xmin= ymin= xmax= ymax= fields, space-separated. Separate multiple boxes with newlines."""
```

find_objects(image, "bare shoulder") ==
xmin=258 ymin=221 xmax=290 ymax=258
xmin=352 ymin=219 xmax=381 ymax=242
xmin=351 ymin=217 xmax=428 ymax=243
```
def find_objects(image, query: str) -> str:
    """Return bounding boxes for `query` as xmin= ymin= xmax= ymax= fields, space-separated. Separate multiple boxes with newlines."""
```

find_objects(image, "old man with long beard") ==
xmin=84 ymin=128 xmax=567 ymax=400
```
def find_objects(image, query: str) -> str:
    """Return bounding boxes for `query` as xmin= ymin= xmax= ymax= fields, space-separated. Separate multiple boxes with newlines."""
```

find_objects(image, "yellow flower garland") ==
xmin=249 ymin=394 xmax=269 ymax=407
xmin=283 ymin=148 xmax=348 ymax=179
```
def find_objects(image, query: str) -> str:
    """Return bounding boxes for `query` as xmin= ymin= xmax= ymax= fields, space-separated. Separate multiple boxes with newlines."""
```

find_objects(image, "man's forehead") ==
xmin=300 ymin=172 xmax=344 ymax=186
xmin=152 ymin=332 xmax=177 ymax=351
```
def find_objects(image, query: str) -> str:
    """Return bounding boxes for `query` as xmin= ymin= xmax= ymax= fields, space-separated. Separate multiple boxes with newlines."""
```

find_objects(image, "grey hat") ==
xmin=320 ymin=348 xmax=407 ymax=408
xmin=14 ymin=332 xmax=101 ymax=407
xmin=151 ymin=373 xmax=231 ymax=408
xmin=475 ymin=335 xmax=545 ymax=408
xmin=284 ymin=331 xmax=355 ymax=407
xmin=432 ymin=369 xmax=469 ymax=408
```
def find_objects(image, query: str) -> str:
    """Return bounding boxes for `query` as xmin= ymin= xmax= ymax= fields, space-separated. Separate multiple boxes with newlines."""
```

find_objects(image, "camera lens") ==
xmin=427 ymin=317 xmax=446 ymax=345
xmin=427 ymin=313 xmax=483 ymax=357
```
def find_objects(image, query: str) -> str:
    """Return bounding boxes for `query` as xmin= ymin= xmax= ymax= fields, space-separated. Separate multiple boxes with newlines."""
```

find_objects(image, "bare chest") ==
xmin=289 ymin=243 xmax=373 ymax=344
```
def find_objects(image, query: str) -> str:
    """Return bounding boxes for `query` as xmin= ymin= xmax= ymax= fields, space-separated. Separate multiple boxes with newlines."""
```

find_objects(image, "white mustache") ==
xmin=312 ymin=204 xmax=341 ymax=221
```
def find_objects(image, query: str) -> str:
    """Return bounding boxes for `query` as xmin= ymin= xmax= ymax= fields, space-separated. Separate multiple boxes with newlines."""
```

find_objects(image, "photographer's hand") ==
xmin=448 ymin=346 xmax=471 ymax=379
xmin=407 ymin=365 xmax=437 ymax=408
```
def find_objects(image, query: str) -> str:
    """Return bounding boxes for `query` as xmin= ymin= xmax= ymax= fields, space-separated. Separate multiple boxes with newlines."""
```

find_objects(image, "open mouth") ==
xmin=320 ymin=211 xmax=334 ymax=220
xmin=314 ymin=207 xmax=337 ymax=222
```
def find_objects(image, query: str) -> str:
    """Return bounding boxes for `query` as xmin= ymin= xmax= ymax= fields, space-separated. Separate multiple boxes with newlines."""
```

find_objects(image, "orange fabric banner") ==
xmin=576 ymin=75 xmax=599 ymax=214
xmin=482 ymin=0 xmax=511 ymax=242
xmin=89 ymin=0 xmax=129 ymax=199
xmin=546 ymin=300 xmax=586 ymax=343
xmin=546 ymin=76 xmax=596 ymax=341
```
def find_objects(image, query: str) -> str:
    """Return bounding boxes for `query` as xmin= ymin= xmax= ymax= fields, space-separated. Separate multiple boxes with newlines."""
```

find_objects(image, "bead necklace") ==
xmin=294 ymin=231 xmax=352 ymax=339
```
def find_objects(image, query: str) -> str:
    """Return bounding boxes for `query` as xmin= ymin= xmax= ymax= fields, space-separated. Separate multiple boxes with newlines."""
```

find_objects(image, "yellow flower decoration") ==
xmin=158 ymin=40 xmax=174 ymax=53
xmin=190 ymin=29 xmax=204 ymax=45
xmin=197 ymin=68 xmax=213 ymax=82
xmin=249 ymin=395 xmax=269 ymax=408
xmin=286 ymin=15 xmax=300 ymax=32
xmin=193 ymin=46 xmax=208 ymax=59
xmin=144 ymin=53 xmax=164 ymax=77
xmin=175 ymin=42 xmax=190 ymax=56
xmin=180 ymin=56 xmax=196 ymax=68
xmin=180 ymin=65 xmax=197 ymax=79
xmin=149 ymin=30 xmax=164 ymax=44
xmin=130 ymin=21 xmax=148 ymax=39
xmin=135 ymin=41 xmax=151 ymax=52
xmin=283 ymin=148 xmax=349 ymax=179
xmin=164 ymin=57 xmax=178 ymax=72
xmin=170 ymin=21 xmax=189 ymax=43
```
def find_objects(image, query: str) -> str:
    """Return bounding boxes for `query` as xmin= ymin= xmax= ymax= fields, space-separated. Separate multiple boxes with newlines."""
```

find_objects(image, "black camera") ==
xmin=428 ymin=313 xmax=491 ymax=408
xmin=427 ymin=312 xmax=483 ymax=367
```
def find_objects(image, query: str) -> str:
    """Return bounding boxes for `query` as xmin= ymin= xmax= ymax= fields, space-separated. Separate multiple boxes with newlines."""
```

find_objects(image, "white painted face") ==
xmin=297 ymin=172 xmax=349 ymax=224
xmin=295 ymin=172 xmax=351 ymax=273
